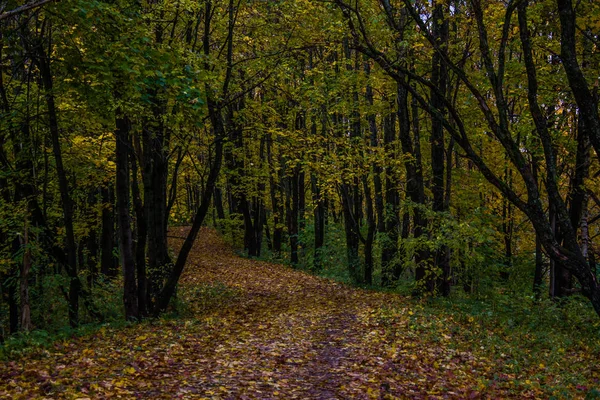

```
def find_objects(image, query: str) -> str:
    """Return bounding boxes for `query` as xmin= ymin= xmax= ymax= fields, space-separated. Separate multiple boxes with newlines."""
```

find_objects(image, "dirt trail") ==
xmin=168 ymin=227 xmax=388 ymax=399
xmin=0 ymin=227 xmax=519 ymax=399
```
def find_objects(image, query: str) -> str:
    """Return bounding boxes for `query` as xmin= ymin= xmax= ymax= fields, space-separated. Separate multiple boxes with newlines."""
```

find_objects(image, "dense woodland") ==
xmin=0 ymin=0 xmax=599 ymax=337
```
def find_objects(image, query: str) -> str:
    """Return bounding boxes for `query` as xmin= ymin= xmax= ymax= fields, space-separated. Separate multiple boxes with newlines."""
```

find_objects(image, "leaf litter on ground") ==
xmin=1 ymin=226 xmax=598 ymax=399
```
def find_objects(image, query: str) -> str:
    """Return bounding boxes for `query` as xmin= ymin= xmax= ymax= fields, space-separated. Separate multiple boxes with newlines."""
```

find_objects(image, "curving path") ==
xmin=0 ymin=227 xmax=533 ymax=399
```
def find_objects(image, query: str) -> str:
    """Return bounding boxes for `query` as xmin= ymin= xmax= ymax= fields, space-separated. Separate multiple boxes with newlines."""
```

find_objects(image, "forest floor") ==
xmin=1 ymin=227 xmax=598 ymax=399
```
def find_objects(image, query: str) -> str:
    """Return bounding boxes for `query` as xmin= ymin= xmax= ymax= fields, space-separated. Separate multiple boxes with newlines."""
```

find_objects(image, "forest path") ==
xmin=0 ymin=227 xmax=525 ymax=399
xmin=159 ymin=227 xmax=397 ymax=399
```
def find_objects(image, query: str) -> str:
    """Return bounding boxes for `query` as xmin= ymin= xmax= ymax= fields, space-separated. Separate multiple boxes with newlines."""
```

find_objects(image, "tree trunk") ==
xmin=364 ymin=58 xmax=379 ymax=285
xmin=115 ymin=112 xmax=138 ymax=320
xmin=100 ymin=186 xmax=117 ymax=278
xmin=311 ymin=173 xmax=325 ymax=271
xmin=20 ymin=219 xmax=32 ymax=332
xmin=214 ymin=187 xmax=225 ymax=221
xmin=531 ymin=160 xmax=544 ymax=298
xmin=8 ymin=275 xmax=18 ymax=334
xmin=341 ymin=182 xmax=361 ymax=283
xmin=130 ymin=143 xmax=148 ymax=317
xmin=86 ymin=193 xmax=98 ymax=286
xmin=397 ymin=85 xmax=428 ymax=289
xmin=381 ymin=111 xmax=399 ymax=286
xmin=142 ymin=116 xmax=170 ymax=309
xmin=363 ymin=175 xmax=376 ymax=285
xmin=267 ymin=133 xmax=284 ymax=256
xmin=287 ymin=170 xmax=300 ymax=265
xmin=430 ymin=0 xmax=450 ymax=296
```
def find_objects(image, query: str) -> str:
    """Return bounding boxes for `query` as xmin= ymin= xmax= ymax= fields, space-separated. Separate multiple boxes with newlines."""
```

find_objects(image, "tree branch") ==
xmin=0 ymin=0 xmax=57 ymax=21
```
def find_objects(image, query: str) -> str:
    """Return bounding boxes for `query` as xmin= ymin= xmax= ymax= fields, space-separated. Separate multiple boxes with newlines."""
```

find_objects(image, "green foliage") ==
xmin=216 ymin=215 xmax=245 ymax=251
xmin=29 ymin=274 xmax=72 ymax=332
xmin=297 ymin=221 xmax=350 ymax=283
xmin=0 ymin=329 xmax=55 ymax=360
xmin=87 ymin=278 xmax=125 ymax=322
xmin=0 ymin=319 xmax=132 ymax=361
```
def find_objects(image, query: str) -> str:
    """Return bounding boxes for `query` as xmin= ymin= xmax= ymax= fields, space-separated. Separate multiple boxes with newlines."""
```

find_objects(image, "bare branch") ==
xmin=0 ymin=0 xmax=57 ymax=21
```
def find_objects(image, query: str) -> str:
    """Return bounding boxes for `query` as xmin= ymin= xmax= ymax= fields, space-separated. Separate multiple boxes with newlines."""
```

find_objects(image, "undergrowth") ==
xmin=0 ymin=280 xmax=239 ymax=361
xmin=374 ymin=292 xmax=600 ymax=397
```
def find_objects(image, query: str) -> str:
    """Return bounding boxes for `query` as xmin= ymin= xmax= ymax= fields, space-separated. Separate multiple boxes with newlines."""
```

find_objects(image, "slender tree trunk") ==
xmin=313 ymin=105 xmax=330 ymax=270
xmin=364 ymin=58 xmax=379 ymax=285
xmin=382 ymin=110 xmax=399 ymax=286
xmin=267 ymin=133 xmax=283 ymax=256
xmin=363 ymin=176 xmax=376 ymax=285
xmin=86 ymin=191 xmax=98 ymax=286
xmin=341 ymin=182 xmax=361 ymax=282
xmin=8 ymin=275 xmax=18 ymax=334
xmin=430 ymin=0 xmax=450 ymax=296
xmin=101 ymin=186 xmax=117 ymax=277
xmin=531 ymin=160 xmax=544 ymax=298
xmin=534 ymin=234 xmax=544 ymax=298
xmin=214 ymin=187 xmax=225 ymax=221
xmin=115 ymin=112 xmax=138 ymax=320
xmin=20 ymin=219 xmax=32 ymax=332
xmin=142 ymin=117 xmax=170 ymax=308
xmin=287 ymin=169 xmax=300 ymax=265
xmin=311 ymin=173 xmax=325 ymax=271
xmin=130 ymin=143 xmax=148 ymax=317
xmin=298 ymin=169 xmax=306 ymax=256
xmin=142 ymin=6 xmax=172 ymax=312
xmin=501 ymin=173 xmax=514 ymax=281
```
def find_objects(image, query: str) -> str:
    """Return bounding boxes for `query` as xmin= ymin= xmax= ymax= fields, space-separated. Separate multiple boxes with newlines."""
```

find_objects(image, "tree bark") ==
xmin=429 ymin=1 xmax=450 ymax=296
xmin=287 ymin=170 xmax=300 ymax=265
xmin=267 ymin=133 xmax=284 ymax=256
xmin=115 ymin=112 xmax=138 ymax=320
xmin=130 ymin=141 xmax=148 ymax=317
xmin=20 ymin=219 xmax=32 ymax=332
xmin=100 ymin=186 xmax=117 ymax=277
